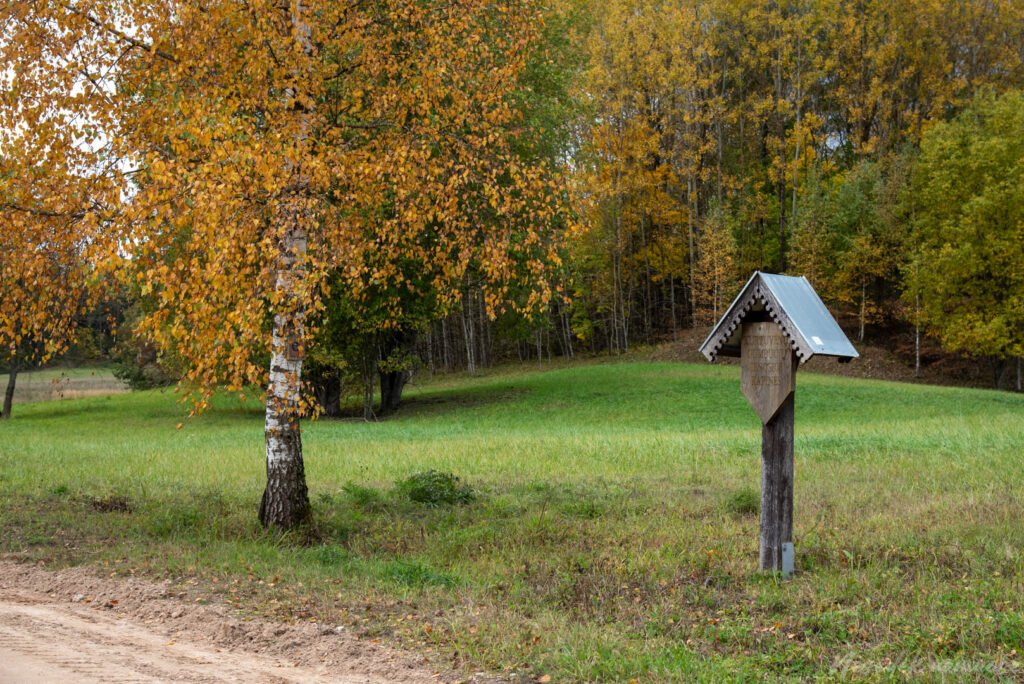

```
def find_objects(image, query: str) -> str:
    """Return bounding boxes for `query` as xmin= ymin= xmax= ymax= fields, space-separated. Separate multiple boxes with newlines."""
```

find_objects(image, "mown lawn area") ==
xmin=9 ymin=364 xmax=128 ymax=404
xmin=1 ymin=360 xmax=1023 ymax=681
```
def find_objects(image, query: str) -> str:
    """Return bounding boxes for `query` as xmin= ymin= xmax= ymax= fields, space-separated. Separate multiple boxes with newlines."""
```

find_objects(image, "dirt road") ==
xmin=0 ymin=560 xmax=441 ymax=683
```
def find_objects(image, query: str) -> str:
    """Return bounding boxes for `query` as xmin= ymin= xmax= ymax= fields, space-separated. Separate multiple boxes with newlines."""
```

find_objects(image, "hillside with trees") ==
xmin=424 ymin=0 xmax=1024 ymax=392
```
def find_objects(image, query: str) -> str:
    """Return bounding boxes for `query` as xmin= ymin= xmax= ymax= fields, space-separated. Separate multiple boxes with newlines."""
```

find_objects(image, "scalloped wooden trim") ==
xmin=701 ymin=276 xmax=813 ymax=364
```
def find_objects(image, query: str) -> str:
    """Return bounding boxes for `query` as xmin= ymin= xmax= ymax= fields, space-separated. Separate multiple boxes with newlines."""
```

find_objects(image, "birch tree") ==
xmin=2 ymin=0 xmax=566 ymax=527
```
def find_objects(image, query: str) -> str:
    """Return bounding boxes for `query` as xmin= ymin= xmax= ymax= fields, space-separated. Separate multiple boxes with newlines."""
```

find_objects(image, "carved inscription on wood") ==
xmin=741 ymin=322 xmax=795 ymax=424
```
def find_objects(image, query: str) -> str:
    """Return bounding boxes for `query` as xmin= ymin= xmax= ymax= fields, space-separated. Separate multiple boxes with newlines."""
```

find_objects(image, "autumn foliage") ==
xmin=570 ymin=0 xmax=1024 ymax=362
xmin=1 ymin=0 xmax=570 ymax=524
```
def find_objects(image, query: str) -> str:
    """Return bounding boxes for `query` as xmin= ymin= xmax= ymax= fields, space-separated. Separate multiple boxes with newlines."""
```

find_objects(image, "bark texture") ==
xmin=378 ymin=370 xmax=409 ymax=416
xmin=377 ymin=329 xmax=414 ymax=416
xmin=261 ymin=257 xmax=311 ymax=528
xmin=1 ymin=364 xmax=17 ymax=420
xmin=315 ymin=371 xmax=343 ymax=418
xmin=759 ymin=390 xmax=794 ymax=572
xmin=260 ymin=401 xmax=309 ymax=528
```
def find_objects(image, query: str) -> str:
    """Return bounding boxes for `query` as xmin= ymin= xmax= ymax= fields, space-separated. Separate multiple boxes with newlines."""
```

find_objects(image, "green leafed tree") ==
xmin=909 ymin=89 xmax=1024 ymax=379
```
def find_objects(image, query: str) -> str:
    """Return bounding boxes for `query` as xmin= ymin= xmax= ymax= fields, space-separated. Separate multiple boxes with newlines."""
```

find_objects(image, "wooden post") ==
xmin=760 ymin=389 xmax=794 ymax=572
xmin=741 ymin=322 xmax=797 ymax=574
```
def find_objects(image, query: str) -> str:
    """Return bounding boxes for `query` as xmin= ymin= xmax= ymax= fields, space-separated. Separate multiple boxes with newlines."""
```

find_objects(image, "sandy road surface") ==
xmin=0 ymin=560 xmax=443 ymax=684
xmin=0 ymin=598 xmax=369 ymax=683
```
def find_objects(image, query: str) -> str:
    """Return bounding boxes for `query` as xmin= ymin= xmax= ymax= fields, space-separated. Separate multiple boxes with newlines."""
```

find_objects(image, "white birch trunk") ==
xmin=259 ymin=0 xmax=313 ymax=528
xmin=260 ymin=210 xmax=310 ymax=528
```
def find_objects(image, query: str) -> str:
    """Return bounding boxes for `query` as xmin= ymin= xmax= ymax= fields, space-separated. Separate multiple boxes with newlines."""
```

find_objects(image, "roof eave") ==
xmin=698 ymin=271 xmax=761 ymax=362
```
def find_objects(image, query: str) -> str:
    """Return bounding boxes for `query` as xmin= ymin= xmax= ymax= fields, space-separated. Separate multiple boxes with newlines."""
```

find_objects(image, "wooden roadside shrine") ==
xmin=699 ymin=272 xmax=858 ymax=575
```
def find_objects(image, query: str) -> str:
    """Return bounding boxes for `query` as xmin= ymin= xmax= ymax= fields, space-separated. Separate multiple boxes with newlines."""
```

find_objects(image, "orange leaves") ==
xmin=2 ymin=0 xmax=569 ymax=409
xmin=0 ymin=137 xmax=102 ymax=367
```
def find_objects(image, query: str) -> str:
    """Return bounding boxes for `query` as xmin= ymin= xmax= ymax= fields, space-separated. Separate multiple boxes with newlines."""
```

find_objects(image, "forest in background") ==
xmin=420 ymin=0 xmax=1024 ymax=395
xmin=3 ymin=0 xmax=1023 ymax=420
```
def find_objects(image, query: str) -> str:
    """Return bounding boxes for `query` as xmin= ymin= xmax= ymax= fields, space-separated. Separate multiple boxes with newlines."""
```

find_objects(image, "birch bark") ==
xmin=259 ymin=0 xmax=314 ymax=529
xmin=260 ymin=199 xmax=311 ymax=528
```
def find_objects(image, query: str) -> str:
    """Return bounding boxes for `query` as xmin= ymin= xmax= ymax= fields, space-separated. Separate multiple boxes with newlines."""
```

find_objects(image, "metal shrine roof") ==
xmin=699 ymin=271 xmax=859 ymax=364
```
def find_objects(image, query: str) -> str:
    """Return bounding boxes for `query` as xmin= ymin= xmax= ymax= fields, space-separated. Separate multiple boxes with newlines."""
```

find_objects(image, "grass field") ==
xmin=1 ymin=360 xmax=1023 ymax=681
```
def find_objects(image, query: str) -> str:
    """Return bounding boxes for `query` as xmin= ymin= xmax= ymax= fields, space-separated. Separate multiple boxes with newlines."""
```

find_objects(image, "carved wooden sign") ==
xmin=740 ymin=323 xmax=796 ymax=424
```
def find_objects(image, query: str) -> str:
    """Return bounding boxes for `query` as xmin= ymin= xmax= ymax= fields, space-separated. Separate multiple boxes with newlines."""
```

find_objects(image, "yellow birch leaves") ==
xmin=1 ymin=0 xmax=569 ymax=399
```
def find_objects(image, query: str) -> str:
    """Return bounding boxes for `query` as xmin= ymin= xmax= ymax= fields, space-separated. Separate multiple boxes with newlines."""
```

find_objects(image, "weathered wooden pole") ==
xmin=740 ymin=321 xmax=797 ymax=573
xmin=760 ymin=390 xmax=794 ymax=572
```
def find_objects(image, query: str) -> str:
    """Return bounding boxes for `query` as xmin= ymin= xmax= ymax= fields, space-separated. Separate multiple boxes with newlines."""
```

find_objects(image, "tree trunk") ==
xmin=377 ymin=329 xmax=413 ymax=416
xmin=561 ymin=303 xmax=574 ymax=359
xmin=2 ymin=362 xmax=18 ymax=420
xmin=717 ymin=64 xmax=724 ymax=203
xmin=777 ymin=173 xmax=787 ymax=273
xmin=461 ymin=292 xmax=476 ymax=375
xmin=260 ymin=202 xmax=311 ymax=529
xmin=441 ymin=318 xmax=450 ymax=371
xmin=477 ymin=286 xmax=489 ymax=369
xmin=379 ymin=369 xmax=409 ymax=416
xmin=642 ymin=215 xmax=652 ymax=344
xmin=426 ymin=327 xmax=434 ymax=373
xmin=318 ymin=371 xmax=342 ymax=418
xmin=914 ymin=292 xmax=921 ymax=379
xmin=259 ymin=1 xmax=313 ymax=530
xmin=352 ymin=343 xmax=374 ymax=421
xmin=669 ymin=270 xmax=677 ymax=339
xmin=760 ymin=391 xmax=794 ymax=573
xmin=687 ymin=176 xmax=696 ymax=327
xmin=792 ymin=37 xmax=803 ymax=229
xmin=858 ymin=282 xmax=866 ymax=342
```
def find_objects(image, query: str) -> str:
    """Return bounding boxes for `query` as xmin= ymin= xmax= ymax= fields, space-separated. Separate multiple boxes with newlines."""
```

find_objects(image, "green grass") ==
xmin=1 ymin=360 xmax=1023 ymax=681
xmin=8 ymin=364 xmax=127 ymax=404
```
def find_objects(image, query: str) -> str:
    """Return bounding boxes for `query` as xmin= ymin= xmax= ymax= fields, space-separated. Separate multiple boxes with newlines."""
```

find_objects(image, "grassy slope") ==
xmin=1 ymin=361 xmax=1023 ymax=681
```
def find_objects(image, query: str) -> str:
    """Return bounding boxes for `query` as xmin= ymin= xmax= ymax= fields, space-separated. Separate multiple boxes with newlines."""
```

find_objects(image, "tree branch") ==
xmin=55 ymin=1 xmax=179 ymax=64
